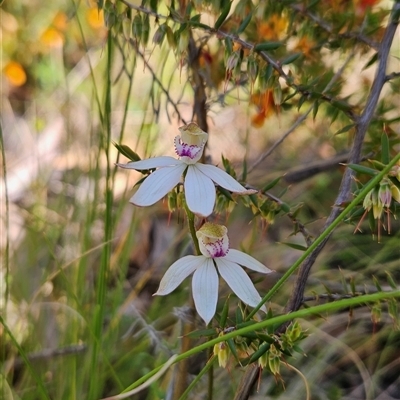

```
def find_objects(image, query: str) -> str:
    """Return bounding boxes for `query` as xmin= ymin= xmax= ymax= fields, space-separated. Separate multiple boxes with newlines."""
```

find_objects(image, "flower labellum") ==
xmin=117 ymin=123 xmax=257 ymax=217
xmin=154 ymin=223 xmax=273 ymax=324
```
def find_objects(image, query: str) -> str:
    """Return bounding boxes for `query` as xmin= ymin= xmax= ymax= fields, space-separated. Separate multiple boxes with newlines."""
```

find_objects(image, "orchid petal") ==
xmin=184 ymin=165 xmax=216 ymax=217
xmin=215 ymin=258 xmax=266 ymax=311
xmin=130 ymin=164 xmax=186 ymax=206
xmin=195 ymin=164 xmax=257 ymax=194
xmin=224 ymin=249 xmax=272 ymax=274
xmin=118 ymin=156 xmax=182 ymax=170
xmin=192 ymin=258 xmax=219 ymax=324
xmin=154 ymin=255 xmax=204 ymax=296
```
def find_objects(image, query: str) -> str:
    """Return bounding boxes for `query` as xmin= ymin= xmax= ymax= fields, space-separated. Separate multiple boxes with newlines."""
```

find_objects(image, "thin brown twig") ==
xmin=289 ymin=3 xmax=380 ymax=50
xmin=385 ymin=71 xmax=400 ymax=82
xmin=9 ymin=344 xmax=88 ymax=369
xmin=118 ymin=0 xmax=358 ymax=120
xmin=248 ymin=48 xmax=355 ymax=175
xmin=128 ymin=40 xmax=188 ymax=124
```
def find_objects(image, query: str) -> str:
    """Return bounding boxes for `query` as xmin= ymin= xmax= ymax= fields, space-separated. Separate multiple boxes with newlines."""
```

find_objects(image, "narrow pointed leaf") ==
xmin=346 ymin=164 xmax=378 ymax=176
xmin=381 ymin=133 xmax=390 ymax=164
xmin=279 ymin=242 xmax=307 ymax=251
xmin=214 ymin=0 xmax=232 ymax=29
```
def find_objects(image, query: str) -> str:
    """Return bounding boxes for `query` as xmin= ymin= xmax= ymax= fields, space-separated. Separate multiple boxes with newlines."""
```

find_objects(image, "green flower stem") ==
xmin=179 ymin=356 xmax=216 ymax=400
xmin=120 ymin=290 xmax=400 ymax=394
xmin=247 ymin=152 xmax=400 ymax=319
xmin=185 ymin=204 xmax=201 ymax=255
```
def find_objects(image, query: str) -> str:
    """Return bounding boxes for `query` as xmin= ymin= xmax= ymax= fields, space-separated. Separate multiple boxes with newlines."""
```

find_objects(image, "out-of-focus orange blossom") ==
xmin=199 ymin=49 xmax=225 ymax=88
xmin=257 ymin=14 xmax=288 ymax=41
xmin=327 ymin=0 xmax=380 ymax=13
xmin=294 ymin=36 xmax=316 ymax=59
xmin=354 ymin=0 xmax=380 ymax=15
xmin=250 ymin=89 xmax=276 ymax=128
xmin=52 ymin=12 xmax=68 ymax=31
xmin=3 ymin=61 xmax=27 ymax=87
xmin=40 ymin=27 xmax=64 ymax=48
xmin=87 ymin=8 xmax=105 ymax=30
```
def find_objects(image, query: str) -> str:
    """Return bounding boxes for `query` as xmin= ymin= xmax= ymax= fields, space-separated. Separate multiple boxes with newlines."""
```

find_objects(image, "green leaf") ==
xmin=347 ymin=164 xmax=378 ymax=176
xmin=227 ymin=338 xmax=240 ymax=363
xmin=254 ymin=41 xmax=283 ymax=52
xmin=186 ymin=328 xmax=217 ymax=338
xmin=369 ymin=159 xmax=387 ymax=170
xmin=386 ymin=271 xmax=397 ymax=290
xmin=236 ymin=320 xmax=257 ymax=330
xmin=219 ymin=295 xmax=230 ymax=328
xmin=262 ymin=176 xmax=281 ymax=192
xmin=297 ymin=94 xmax=307 ymax=110
xmin=279 ymin=242 xmax=307 ymax=251
xmin=330 ymin=99 xmax=352 ymax=112
xmin=114 ymin=142 xmax=141 ymax=162
xmin=237 ymin=12 xmax=253 ymax=34
xmin=363 ymin=52 xmax=378 ymax=70
xmin=214 ymin=0 xmax=232 ymax=29
xmin=350 ymin=276 xmax=356 ymax=295
xmin=241 ymin=159 xmax=248 ymax=182
xmin=190 ymin=14 xmax=201 ymax=23
xmin=372 ymin=275 xmax=382 ymax=292
xmin=313 ymin=100 xmax=320 ymax=121
xmin=248 ymin=342 xmax=270 ymax=364
xmin=334 ymin=123 xmax=355 ymax=135
xmin=218 ymin=186 xmax=234 ymax=202
xmin=248 ymin=194 xmax=259 ymax=209
xmin=381 ymin=133 xmax=390 ymax=164
xmin=235 ymin=307 xmax=243 ymax=325
xmin=281 ymin=52 xmax=302 ymax=65
xmin=280 ymin=202 xmax=290 ymax=213
xmin=149 ymin=0 xmax=157 ymax=12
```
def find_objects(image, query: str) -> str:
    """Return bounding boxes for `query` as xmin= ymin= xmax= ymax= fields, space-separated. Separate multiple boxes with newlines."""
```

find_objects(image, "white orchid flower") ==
xmin=154 ymin=223 xmax=273 ymax=325
xmin=117 ymin=122 xmax=257 ymax=217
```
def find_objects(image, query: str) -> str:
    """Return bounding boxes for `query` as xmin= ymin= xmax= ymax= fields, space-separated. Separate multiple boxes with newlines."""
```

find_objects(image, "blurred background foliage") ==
xmin=1 ymin=0 xmax=400 ymax=399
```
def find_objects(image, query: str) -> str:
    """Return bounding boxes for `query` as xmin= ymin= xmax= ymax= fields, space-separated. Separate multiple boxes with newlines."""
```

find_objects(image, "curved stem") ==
xmin=185 ymin=204 xmax=201 ymax=255
xmin=118 ymin=290 xmax=400 ymax=395
xmin=247 ymin=152 xmax=400 ymax=320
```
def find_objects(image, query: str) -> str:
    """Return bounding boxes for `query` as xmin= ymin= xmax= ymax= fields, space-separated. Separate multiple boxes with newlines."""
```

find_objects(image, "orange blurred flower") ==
xmin=250 ymin=90 xmax=276 ymax=128
xmin=40 ymin=27 xmax=64 ymax=48
xmin=87 ymin=8 xmax=105 ymax=29
xmin=4 ymin=61 xmax=27 ymax=87
xmin=52 ymin=12 xmax=68 ymax=31
xmin=257 ymin=14 xmax=288 ymax=41
xmin=294 ymin=36 xmax=316 ymax=59
xmin=354 ymin=0 xmax=380 ymax=15
xmin=326 ymin=0 xmax=379 ymax=13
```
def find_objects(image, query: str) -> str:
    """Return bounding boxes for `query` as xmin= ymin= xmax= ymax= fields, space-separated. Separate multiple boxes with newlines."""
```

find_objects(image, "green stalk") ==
xmin=185 ymin=204 xmax=201 ymax=255
xmin=0 ymin=316 xmax=51 ymax=400
xmin=179 ymin=356 xmax=216 ymax=400
xmin=120 ymin=290 xmax=400 ymax=394
xmin=88 ymin=30 xmax=114 ymax=400
xmin=0 ymin=122 xmax=10 ymax=312
xmin=247 ymin=152 xmax=400 ymax=319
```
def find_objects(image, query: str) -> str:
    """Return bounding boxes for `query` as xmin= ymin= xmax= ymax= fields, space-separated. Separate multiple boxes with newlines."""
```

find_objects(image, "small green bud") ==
xmin=268 ymin=344 xmax=281 ymax=375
